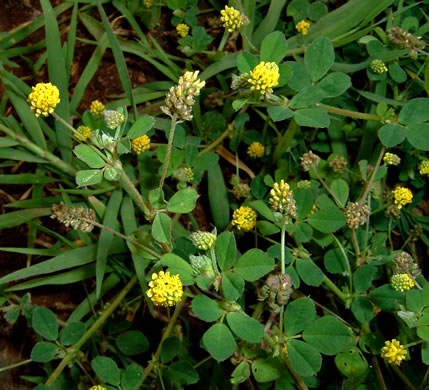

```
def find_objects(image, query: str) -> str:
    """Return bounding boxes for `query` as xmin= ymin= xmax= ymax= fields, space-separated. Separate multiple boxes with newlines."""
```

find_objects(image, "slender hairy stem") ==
xmin=312 ymin=166 xmax=344 ymax=209
xmin=140 ymin=296 xmax=187 ymax=384
xmin=0 ymin=124 xmax=76 ymax=175
xmin=279 ymin=217 xmax=287 ymax=337
xmin=118 ymin=168 xmax=150 ymax=217
xmin=0 ymin=359 xmax=32 ymax=373
xmin=351 ymin=229 xmax=361 ymax=257
xmin=281 ymin=355 xmax=309 ymax=390
xmin=45 ymin=275 xmax=138 ymax=385
xmin=198 ymin=127 xmax=231 ymax=157
xmin=359 ymin=146 xmax=385 ymax=204
xmin=392 ymin=365 xmax=417 ymax=390
xmin=84 ymin=219 xmax=161 ymax=258
xmin=320 ymin=104 xmax=384 ymax=121
xmin=159 ymin=115 xmax=178 ymax=191
xmin=372 ymin=356 xmax=387 ymax=390
xmin=331 ymin=235 xmax=352 ymax=289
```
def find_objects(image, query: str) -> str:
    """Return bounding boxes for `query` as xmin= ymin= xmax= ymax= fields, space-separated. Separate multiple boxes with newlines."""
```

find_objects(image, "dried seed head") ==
xmin=329 ymin=156 xmax=347 ymax=173
xmin=51 ymin=202 xmax=96 ymax=233
xmin=300 ymin=151 xmax=320 ymax=171
xmin=232 ymin=183 xmax=250 ymax=199
xmin=344 ymin=202 xmax=370 ymax=229
xmin=394 ymin=252 xmax=420 ymax=276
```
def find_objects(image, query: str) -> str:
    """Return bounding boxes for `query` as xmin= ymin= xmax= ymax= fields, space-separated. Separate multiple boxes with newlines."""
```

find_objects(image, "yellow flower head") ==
xmin=232 ymin=206 xmax=257 ymax=231
xmin=391 ymin=273 xmax=414 ymax=292
xmin=419 ymin=160 xmax=429 ymax=175
xmin=131 ymin=135 xmax=151 ymax=154
xmin=144 ymin=0 xmax=152 ymax=7
xmin=392 ymin=187 xmax=413 ymax=209
xmin=220 ymin=6 xmax=245 ymax=32
xmin=370 ymin=59 xmax=388 ymax=74
xmin=247 ymin=142 xmax=265 ymax=158
xmin=90 ymin=100 xmax=105 ymax=115
xmin=383 ymin=152 xmax=400 ymax=166
xmin=89 ymin=386 xmax=107 ymax=390
xmin=75 ymin=125 xmax=92 ymax=141
xmin=269 ymin=180 xmax=297 ymax=218
xmin=176 ymin=23 xmax=190 ymax=38
xmin=28 ymin=82 xmax=60 ymax=117
xmin=248 ymin=62 xmax=280 ymax=95
xmin=296 ymin=20 xmax=310 ymax=35
xmin=381 ymin=339 xmax=407 ymax=365
xmin=147 ymin=271 xmax=183 ymax=307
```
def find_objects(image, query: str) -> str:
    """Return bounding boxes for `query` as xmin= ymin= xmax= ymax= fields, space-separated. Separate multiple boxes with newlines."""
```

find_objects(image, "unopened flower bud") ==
xmin=329 ymin=156 xmax=347 ymax=173
xmin=391 ymin=273 xmax=414 ymax=292
xmin=190 ymin=231 xmax=216 ymax=250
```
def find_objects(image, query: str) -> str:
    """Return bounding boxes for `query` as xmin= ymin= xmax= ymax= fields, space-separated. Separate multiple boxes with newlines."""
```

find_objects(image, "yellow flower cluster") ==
xmin=419 ymin=160 xmax=429 ymax=175
xmin=381 ymin=339 xmax=407 ymax=366
xmin=220 ymin=6 xmax=245 ymax=32
xmin=391 ymin=273 xmax=414 ymax=292
xmin=144 ymin=0 xmax=152 ymax=7
xmin=370 ymin=59 xmax=388 ymax=74
xmin=176 ymin=23 xmax=190 ymax=38
xmin=392 ymin=187 xmax=413 ymax=209
xmin=147 ymin=271 xmax=183 ymax=307
xmin=131 ymin=135 xmax=151 ymax=154
xmin=248 ymin=62 xmax=280 ymax=95
xmin=269 ymin=180 xmax=297 ymax=218
xmin=296 ymin=20 xmax=310 ymax=35
xmin=247 ymin=142 xmax=265 ymax=158
xmin=383 ymin=152 xmax=400 ymax=166
xmin=89 ymin=386 xmax=107 ymax=390
xmin=232 ymin=206 xmax=257 ymax=231
xmin=90 ymin=100 xmax=105 ymax=115
xmin=75 ymin=125 xmax=92 ymax=141
xmin=28 ymin=82 xmax=60 ymax=117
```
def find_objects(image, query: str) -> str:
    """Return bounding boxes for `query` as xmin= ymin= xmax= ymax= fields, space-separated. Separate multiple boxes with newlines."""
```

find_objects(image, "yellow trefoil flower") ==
xmin=392 ymin=187 xmax=413 ymax=209
xmin=28 ymin=82 xmax=60 ymax=117
xmin=370 ymin=59 xmax=388 ymax=74
xmin=381 ymin=339 xmax=407 ymax=366
xmin=89 ymin=100 xmax=105 ymax=115
xmin=248 ymin=61 xmax=280 ymax=95
xmin=383 ymin=152 xmax=400 ymax=166
xmin=247 ymin=142 xmax=265 ymax=158
xmin=147 ymin=271 xmax=183 ymax=307
xmin=269 ymin=180 xmax=297 ymax=218
xmin=176 ymin=23 xmax=190 ymax=38
xmin=131 ymin=135 xmax=151 ymax=154
xmin=391 ymin=273 xmax=415 ymax=292
xmin=296 ymin=20 xmax=310 ymax=35
xmin=220 ymin=6 xmax=245 ymax=32
xmin=232 ymin=206 xmax=257 ymax=231
xmin=419 ymin=160 xmax=429 ymax=175
xmin=89 ymin=386 xmax=107 ymax=390
xmin=75 ymin=125 xmax=92 ymax=141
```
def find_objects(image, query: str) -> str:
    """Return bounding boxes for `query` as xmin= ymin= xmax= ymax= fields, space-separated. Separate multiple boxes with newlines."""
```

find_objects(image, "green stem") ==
xmin=198 ymin=127 xmax=231 ymax=157
xmin=320 ymin=104 xmax=384 ymax=121
xmin=0 ymin=359 xmax=32 ymax=373
xmin=279 ymin=217 xmax=287 ymax=338
xmin=218 ymin=30 xmax=229 ymax=52
xmin=392 ymin=365 xmax=417 ymax=390
xmin=0 ymin=123 xmax=76 ymax=176
xmin=159 ymin=115 xmax=178 ymax=192
xmin=351 ymin=229 xmax=361 ymax=258
xmin=87 ymin=219 xmax=161 ymax=258
xmin=372 ymin=356 xmax=387 ymax=390
xmin=118 ymin=168 xmax=151 ymax=217
xmin=323 ymin=274 xmax=347 ymax=304
xmin=312 ymin=166 xmax=344 ymax=209
xmin=331 ymin=234 xmax=352 ymax=290
xmin=359 ymin=146 xmax=385 ymax=204
xmin=140 ymin=296 xmax=187 ymax=384
xmin=45 ymin=275 xmax=138 ymax=386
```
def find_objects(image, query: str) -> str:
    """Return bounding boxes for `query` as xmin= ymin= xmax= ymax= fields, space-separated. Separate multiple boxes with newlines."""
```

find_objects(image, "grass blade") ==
xmin=96 ymin=190 xmax=123 ymax=297
xmin=40 ymin=0 xmax=72 ymax=163
xmin=252 ymin=0 xmax=287 ymax=47
xmin=96 ymin=0 xmax=138 ymax=120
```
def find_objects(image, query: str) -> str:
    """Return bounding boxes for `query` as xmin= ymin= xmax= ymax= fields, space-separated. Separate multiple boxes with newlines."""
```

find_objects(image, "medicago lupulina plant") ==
xmin=0 ymin=0 xmax=429 ymax=389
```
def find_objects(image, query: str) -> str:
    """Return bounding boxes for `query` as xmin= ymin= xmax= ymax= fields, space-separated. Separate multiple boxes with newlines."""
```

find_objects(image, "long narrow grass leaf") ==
xmin=0 ymin=174 xmax=57 ymax=184
xmin=40 ymin=0 xmax=72 ymax=162
xmin=96 ymin=190 xmax=123 ymax=297
xmin=0 ymin=247 xmax=65 ymax=256
xmin=96 ymin=0 xmax=137 ymax=120
xmin=6 ymin=264 xmax=99 ymax=291
xmin=252 ymin=0 xmax=287 ymax=47
xmin=200 ymin=53 xmax=239 ymax=81
xmin=0 ymin=209 xmax=51 ymax=230
xmin=66 ymin=3 xmax=78 ymax=83
xmin=70 ymin=34 xmax=108 ymax=112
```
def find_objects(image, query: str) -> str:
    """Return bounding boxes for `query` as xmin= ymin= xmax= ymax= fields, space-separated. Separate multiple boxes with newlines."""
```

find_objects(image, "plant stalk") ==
xmin=320 ymin=104 xmax=384 ymax=121
xmin=118 ymin=168 xmax=151 ymax=217
xmin=45 ymin=275 xmax=138 ymax=385
xmin=359 ymin=146 xmax=385 ymax=204
xmin=159 ymin=115 xmax=178 ymax=192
